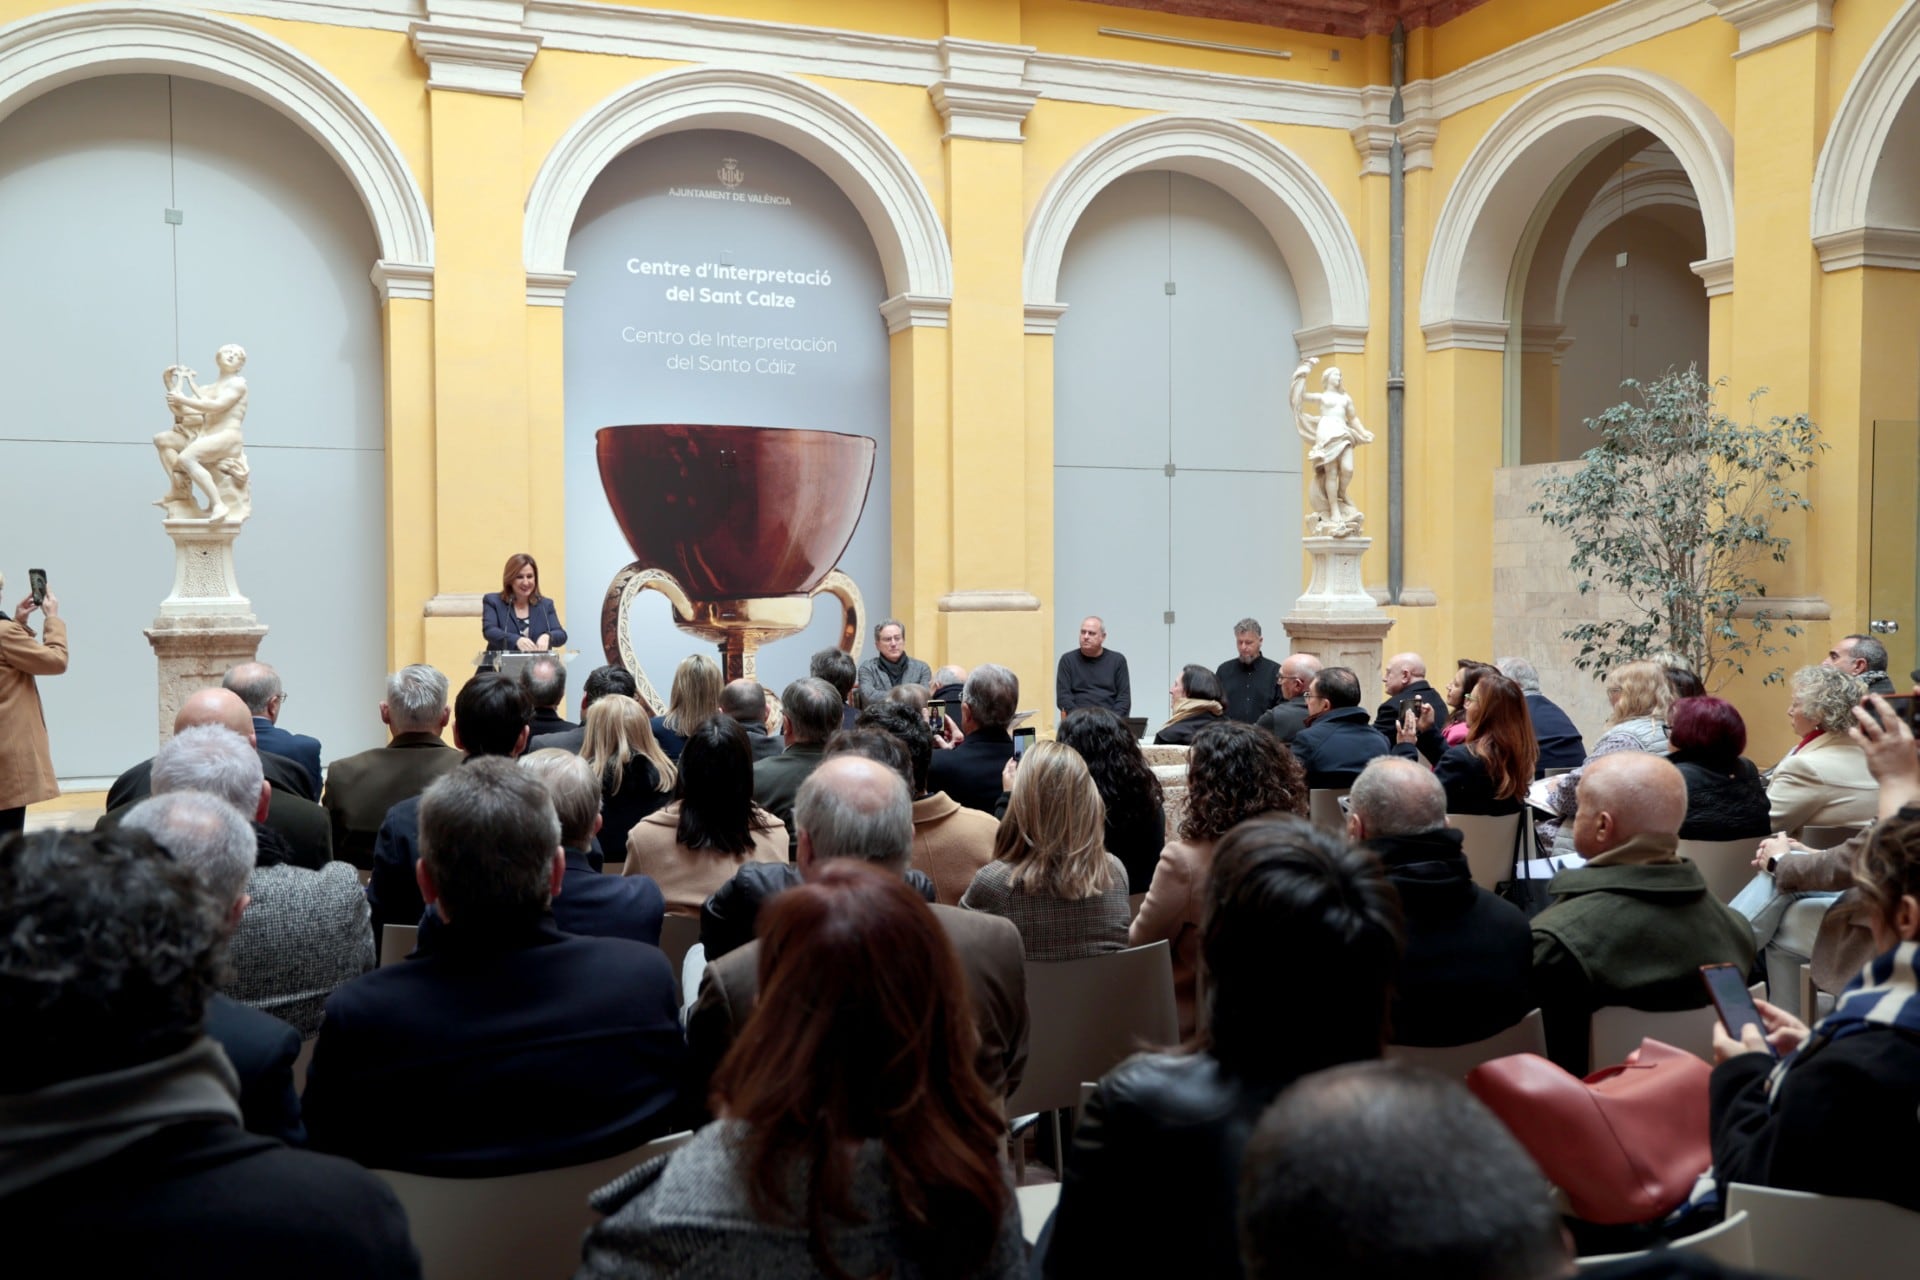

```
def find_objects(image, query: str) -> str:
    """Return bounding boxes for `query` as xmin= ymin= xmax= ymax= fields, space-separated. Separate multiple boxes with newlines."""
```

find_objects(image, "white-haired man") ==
xmin=225 ymin=661 xmax=324 ymax=796
xmin=1495 ymin=656 xmax=1586 ymax=774
xmin=321 ymin=664 xmax=461 ymax=867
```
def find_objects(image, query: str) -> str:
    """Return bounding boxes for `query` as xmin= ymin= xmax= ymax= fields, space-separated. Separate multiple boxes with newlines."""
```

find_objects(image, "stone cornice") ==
xmin=409 ymin=20 xmax=541 ymax=97
xmin=370 ymin=259 xmax=435 ymax=301
xmin=930 ymin=38 xmax=1036 ymax=142
xmin=1708 ymin=0 xmax=1833 ymax=58
xmin=878 ymin=293 xmax=951 ymax=333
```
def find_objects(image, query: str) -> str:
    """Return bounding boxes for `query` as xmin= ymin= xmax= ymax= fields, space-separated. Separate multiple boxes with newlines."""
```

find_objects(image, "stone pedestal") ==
xmin=1282 ymin=535 xmax=1394 ymax=697
xmin=144 ymin=519 xmax=266 ymax=745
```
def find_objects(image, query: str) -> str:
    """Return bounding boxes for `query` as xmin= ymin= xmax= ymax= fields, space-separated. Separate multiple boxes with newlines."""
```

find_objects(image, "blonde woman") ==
xmin=960 ymin=741 xmax=1130 ymax=960
xmin=649 ymin=653 xmax=722 ymax=762
xmin=1542 ymin=659 xmax=1677 ymax=855
xmin=581 ymin=694 xmax=678 ymax=862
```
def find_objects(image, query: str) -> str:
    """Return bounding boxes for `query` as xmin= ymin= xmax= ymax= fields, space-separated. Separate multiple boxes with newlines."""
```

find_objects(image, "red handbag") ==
xmin=1465 ymin=1039 xmax=1712 ymax=1224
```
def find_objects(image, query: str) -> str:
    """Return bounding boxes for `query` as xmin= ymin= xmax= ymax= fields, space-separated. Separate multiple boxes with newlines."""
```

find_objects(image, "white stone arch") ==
xmin=1811 ymin=0 xmax=1920 ymax=268
xmin=1023 ymin=115 xmax=1369 ymax=351
xmin=1423 ymin=68 xmax=1733 ymax=344
xmin=525 ymin=66 xmax=951 ymax=315
xmin=0 ymin=3 xmax=433 ymax=284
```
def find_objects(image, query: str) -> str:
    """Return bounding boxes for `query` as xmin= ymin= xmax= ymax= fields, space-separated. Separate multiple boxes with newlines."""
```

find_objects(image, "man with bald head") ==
xmin=1057 ymin=616 xmax=1131 ymax=718
xmin=1373 ymin=652 xmax=1448 ymax=741
xmin=1255 ymin=653 xmax=1322 ymax=743
xmin=225 ymin=661 xmax=323 ymax=794
xmin=1530 ymin=751 xmax=1756 ymax=1070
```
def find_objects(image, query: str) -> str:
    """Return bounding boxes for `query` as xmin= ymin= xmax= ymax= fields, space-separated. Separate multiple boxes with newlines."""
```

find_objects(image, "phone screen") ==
xmin=27 ymin=568 xmax=46 ymax=607
xmin=1012 ymin=727 xmax=1037 ymax=759
xmin=1700 ymin=963 xmax=1774 ymax=1057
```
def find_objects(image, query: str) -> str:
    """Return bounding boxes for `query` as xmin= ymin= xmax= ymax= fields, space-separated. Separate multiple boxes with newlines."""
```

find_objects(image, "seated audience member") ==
xmin=1215 ymin=618 xmax=1283 ymax=725
xmin=1539 ymin=659 xmax=1675 ymax=856
xmin=650 ymin=653 xmax=722 ymax=762
xmin=521 ymin=749 xmax=664 ymax=945
xmin=1497 ymin=654 xmax=1587 ymax=774
xmin=1288 ymin=666 xmax=1391 ymax=789
xmin=720 ymin=678 xmax=782 ymax=761
xmin=858 ymin=701 xmax=997 ymax=905
xmin=580 ymin=863 xmax=1022 ymax=1278
xmin=521 ymin=654 xmax=575 ymax=737
xmin=1131 ymin=721 xmax=1306 ymax=1037
xmin=0 ymin=828 xmax=418 ymax=1278
xmin=1667 ymin=695 xmax=1771 ymax=841
xmin=106 ymin=687 xmax=330 ymax=866
xmin=1711 ymin=807 xmax=1920 ymax=1214
xmin=1418 ymin=671 xmax=1537 ymax=816
xmin=321 ymin=664 xmax=460 ymax=867
xmin=856 ymin=617 xmax=935 ymax=703
xmin=1661 ymin=662 xmax=1707 ymax=702
xmin=580 ymin=693 xmax=676 ymax=862
xmin=1154 ymin=663 xmax=1229 ymax=746
xmin=225 ymin=661 xmax=324 ymax=796
xmin=1239 ymin=1062 xmax=1570 ymax=1280
xmin=810 ymin=646 xmax=861 ymax=731
xmin=928 ymin=663 xmax=969 ymax=747
xmin=624 ymin=714 xmax=786 ymax=915
xmin=1347 ymin=758 xmax=1532 ymax=1046
xmin=928 ymin=663 xmax=1021 ymax=814
xmin=367 ymin=670 xmax=531 ymax=935
xmin=961 ymin=741 xmax=1130 ymax=960
xmin=1043 ymin=817 xmax=1403 ymax=1280
xmin=304 ymin=760 xmax=684 ymax=1175
xmin=1058 ymin=707 xmax=1165 ymax=892
xmin=1439 ymin=659 xmax=1496 ymax=748
xmin=1254 ymin=653 xmax=1321 ymax=744
xmin=1531 ymin=752 xmax=1756 ymax=1072
xmin=688 ymin=756 xmax=1027 ymax=1106
xmin=528 ymin=662 xmax=636 ymax=753
xmin=751 ymin=677 xmax=842 ymax=848
xmin=1767 ymin=664 xmax=1876 ymax=832
xmin=1826 ymin=632 xmax=1897 ymax=696
xmin=122 ymin=789 xmax=305 ymax=1145
xmin=1373 ymin=651 xmax=1449 ymax=741
xmin=142 ymin=726 xmax=371 ymax=1040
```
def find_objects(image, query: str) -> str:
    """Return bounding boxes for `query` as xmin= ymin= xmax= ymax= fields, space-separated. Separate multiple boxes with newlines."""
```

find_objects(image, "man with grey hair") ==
xmin=304 ymin=757 xmax=686 ymax=1175
xmin=1826 ymin=632 xmax=1896 ymax=696
xmin=1255 ymin=653 xmax=1322 ymax=743
xmin=856 ymin=617 xmax=934 ymax=702
xmin=321 ymin=664 xmax=461 ymax=866
xmin=1495 ymin=655 xmax=1586 ymax=774
xmin=688 ymin=754 xmax=1028 ymax=1110
xmin=1216 ymin=618 xmax=1284 ymax=725
xmin=142 ymin=725 xmax=374 ymax=1040
xmin=521 ymin=654 xmax=576 ymax=737
xmin=122 ymin=787 xmax=306 ymax=1145
xmin=928 ymin=663 xmax=969 ymax=748
xmin=929 ymin=662 xmax=1021 ymax=813
xmin=224 ymin=661 xmax=323 ymax=795
xmin=1346 ymin=758 xmax=1531 ymax=1047
xmin=753 ymin=676 xmax=844 ymax=852
xmin=520 ymin=748 xmax=664 ymax=944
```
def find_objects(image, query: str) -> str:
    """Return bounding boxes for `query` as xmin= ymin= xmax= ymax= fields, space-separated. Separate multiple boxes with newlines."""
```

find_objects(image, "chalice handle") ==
xmin=812 ymin=570 xmax=865 ymax=661
xmin=601 ymin=563 xmax=693 ymax=717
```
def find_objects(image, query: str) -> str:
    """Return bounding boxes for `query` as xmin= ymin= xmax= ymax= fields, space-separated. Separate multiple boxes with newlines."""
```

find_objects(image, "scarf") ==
xmin=876 ymin=652 xmax=911 ymax=686
xmin=1165 ymin=697 xmax=1224 ymax=727
xmin=1768 ymin=939 xmax=1920 ymax=1102
xmin=0 ymin=1037 xmax=241 ymax=1199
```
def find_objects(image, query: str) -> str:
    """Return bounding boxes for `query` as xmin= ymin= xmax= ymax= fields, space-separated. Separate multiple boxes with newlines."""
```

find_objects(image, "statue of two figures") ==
xmin=155 ymin=344 xmax=252 ymax=524
xmin=1290 ymin=355 xmax=1373 ymax=539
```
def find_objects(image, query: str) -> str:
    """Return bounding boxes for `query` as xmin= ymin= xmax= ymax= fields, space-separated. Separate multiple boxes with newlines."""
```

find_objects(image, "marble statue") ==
xmin=1290 ymin=356 xmax=1373 ymax=538
xmin=156 ymin=344 xmax=252 ymax=524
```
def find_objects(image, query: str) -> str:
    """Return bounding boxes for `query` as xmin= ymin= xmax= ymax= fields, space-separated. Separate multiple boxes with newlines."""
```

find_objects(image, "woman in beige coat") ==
xmin=1768 ymin=665 xmax=1877 ymax=834
xmin=0 ymin=580 xmax=67 ymax=838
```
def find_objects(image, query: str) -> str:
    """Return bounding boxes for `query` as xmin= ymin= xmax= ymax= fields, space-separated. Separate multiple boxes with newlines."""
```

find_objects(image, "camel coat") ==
xmin=0 ymin=615 xmax=66 ymax=810
xmin=1128 ymin=836 xmax=1215 ymax=1039
xmin=621 ymin=801 xmax=787 ymax=916
xmin=909 ymin=791 xmax=999 ymax=905
xmin=1767 ymin=731 xmax=1878 ymax=834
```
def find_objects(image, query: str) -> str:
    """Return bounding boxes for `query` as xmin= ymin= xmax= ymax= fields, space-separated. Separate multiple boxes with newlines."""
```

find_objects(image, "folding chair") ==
xmin=1387 ymin=1009 xmax=1546 ymax=1078
xmin=1449 ymin=811 xmax=1524 ymax=892
xmin=1588 ymin=983 xmax=1765 ymax=1071
xmin=1724 ymin=1183 xmax=1920 ymax=1280
xmin=380 ymin=924 xmax=418 ymax=967
xmin=1677 ymin=836 xmax=1766 ymax=904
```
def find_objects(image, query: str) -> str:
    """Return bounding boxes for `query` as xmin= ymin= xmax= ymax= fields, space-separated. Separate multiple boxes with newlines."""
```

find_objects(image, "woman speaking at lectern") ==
xmin=483 ymin=553 xmax=568 ymax=653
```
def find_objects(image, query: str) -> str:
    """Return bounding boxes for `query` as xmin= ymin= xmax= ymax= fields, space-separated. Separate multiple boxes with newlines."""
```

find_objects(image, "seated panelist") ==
xmin=482 ymin=552 xmax=567 ymax=653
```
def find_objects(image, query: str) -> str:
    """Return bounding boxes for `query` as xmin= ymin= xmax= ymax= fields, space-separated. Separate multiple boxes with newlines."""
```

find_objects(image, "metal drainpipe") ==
xmin=1387 ymin=21 xmax=1407 ymax=606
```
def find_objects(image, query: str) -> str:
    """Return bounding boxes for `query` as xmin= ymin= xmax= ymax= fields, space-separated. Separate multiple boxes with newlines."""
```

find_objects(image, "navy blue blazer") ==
xmin=366 ymin=793 xmax=426 ymax=936
xmin=254 ymin=718 xmax=323 ymax=795
xmin=555 ymin=850 xmax=665 ymax=946
xmin=302 ymin=918 xmax=685 ymax=1176
xmin=1525 ymin=692 xmax=1587 ymax=775
xmin=482 ymin=594 xmax=568 ymax=652
xmin=927 ymin=727 xmax=1015 ymax=815
xmin=1290 ymin=706 xmax=1394 ymax=790
xmin=205 ymin=993 xmax=305 ymax=1147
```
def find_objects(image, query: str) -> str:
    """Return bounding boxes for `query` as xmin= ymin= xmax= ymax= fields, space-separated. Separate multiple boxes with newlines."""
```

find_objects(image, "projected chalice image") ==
xmin=597 ymin=424 xmax=871 ymax=713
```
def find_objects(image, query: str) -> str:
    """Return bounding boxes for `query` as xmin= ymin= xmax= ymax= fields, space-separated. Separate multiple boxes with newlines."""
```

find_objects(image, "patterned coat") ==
xmin=226 ymin=860 xmax=376 ymax=1036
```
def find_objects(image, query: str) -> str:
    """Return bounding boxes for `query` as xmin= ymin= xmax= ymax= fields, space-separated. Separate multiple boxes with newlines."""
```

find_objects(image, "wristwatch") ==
xmin=1766 ymin=855 xmax=1779 ymax=874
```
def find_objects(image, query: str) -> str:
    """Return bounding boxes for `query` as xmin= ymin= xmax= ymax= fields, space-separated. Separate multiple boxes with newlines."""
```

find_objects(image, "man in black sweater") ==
xmin=1215 ymin=617 xmax=1284 ymax=724
xmin=1057 ymin=615 xmax=1130 ymax=718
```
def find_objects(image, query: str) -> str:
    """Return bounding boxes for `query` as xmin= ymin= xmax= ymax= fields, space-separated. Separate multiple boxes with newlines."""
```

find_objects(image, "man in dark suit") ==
xmin=1255 ymin=653 xmax=1321 ymax=744
xmin=1373 ymin=652 xmax=1450 ymax=743
xmin=520 ymin=749 xmax=664 ymax=945
xmin=528 ymin=663 xmax=636 ymax=753
xmin=304 ymin=758 xmax=685 ymax=1176
xmin=689 ymin=754 xmax=1027 ymax=1104
xmin=321 ymin=664 xmax=461 ymax=867
xmin=1290 ymin=667 xmax=1392 ymax=790
xmin=927 ymin=663 xmax=1021 ymax=814
xmin=521 ymin=654 xmax=577 ymax=738
xmin=225 ymin=662 xmax=323 ymax=796
xmin=722 ymin=678 xmax=784 ymax=761
xmin=809 ymin=647 xmax=861 ymax=732
xmin=752 ymin=676 xmax=842 ymax=850
xmin=103 ymin=688 xmax=331 ymax=869
xmin=1495 ymin=656 xmax=1587 ymax=775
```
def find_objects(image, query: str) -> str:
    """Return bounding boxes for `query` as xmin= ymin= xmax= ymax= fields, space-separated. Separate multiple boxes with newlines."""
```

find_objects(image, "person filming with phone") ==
xmin=1 ymin=569 xmax=67 ymax=838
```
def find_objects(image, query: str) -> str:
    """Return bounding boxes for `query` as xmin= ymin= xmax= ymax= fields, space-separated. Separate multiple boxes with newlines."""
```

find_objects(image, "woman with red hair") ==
xmin=1411 ymin=671 xmax=1537 ymax=816
xmin=1667 ymin=695 xmax=1770 ymax=841
xmin=578 ymin=861 xmax=1021 ymax=1278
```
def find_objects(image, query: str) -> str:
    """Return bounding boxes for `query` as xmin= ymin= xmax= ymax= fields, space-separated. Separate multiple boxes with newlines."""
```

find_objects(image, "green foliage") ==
xmin=1528 ymin=368 xmax=1824 ymax=692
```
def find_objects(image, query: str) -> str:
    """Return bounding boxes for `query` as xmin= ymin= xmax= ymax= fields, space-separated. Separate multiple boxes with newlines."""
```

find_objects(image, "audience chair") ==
xmin=1544 ymin=766 xmax=1574 ymax=777
xmin=1449 ymin=811 xmax=1525 ymax=891
xmin=1016 ymin=1183 xmax=1062 ymax=1246
xmin=1576 ymin=1210 xmax=1754 ymax=1270
xmin=657 ymin=914 xmax=701 ymax=979
xmin=1588 ymin=983 xmax=1765 ymax=1071
xmin=291 ymin=1036 xmax=318 ymax=1095
xmin=1308 ymin=788 xmax=1349 ymax=832
xmin=1386 ymin=1009 xmax=1547 ymax=1077
xmin=1724 ymin=1183 xmax=1920 ymax=1280
xmin=380 ymin=923 xmax=418 ymax=968
xmin=1797 ymin=962 xmax=1836 ymax=1027
xmin=1677 ymin=836 xmax=1767 ymax=904
xmin=376 ymin=1131 xmax=692 ymax=1280
xmin=356 ymin=867 xmax=373 ymax=887
xmin=1798 ymin=824 xmax=1866 ymax=850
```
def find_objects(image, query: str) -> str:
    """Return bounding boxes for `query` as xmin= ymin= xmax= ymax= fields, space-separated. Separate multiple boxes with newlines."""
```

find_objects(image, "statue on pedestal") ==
xmin=155 ymin=344 xmax=252 ymax=524
xmin=1289 ymin=356 xmax=1373 ymax=538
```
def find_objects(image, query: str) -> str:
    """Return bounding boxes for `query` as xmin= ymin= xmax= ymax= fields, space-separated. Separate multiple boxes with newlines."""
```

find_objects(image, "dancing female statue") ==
xmin=1289 ymin=356 xmax=1373 ymax=537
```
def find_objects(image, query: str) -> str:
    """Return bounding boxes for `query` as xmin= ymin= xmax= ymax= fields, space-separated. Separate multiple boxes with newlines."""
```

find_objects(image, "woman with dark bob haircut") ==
xmin=578 ymin=862 xmax=1022 ymax=1278
xmin=1417 ymin=671 xmax=1538 ymax=816
xmin=1057 ymin=707 xmax=1165 ymax=893
xmin=1154 ymin=663 xmax=1227 ymax=746
xmin=621 ymin=713 xmax=785 ymax=915
xmin=1130 ymin=721 xmax=1306 ymax=1036
xmin=1666 ymin=696 xmax=1770 ymax=841
xmin=1042 ymin=817 xmax=1404 ymax=1278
